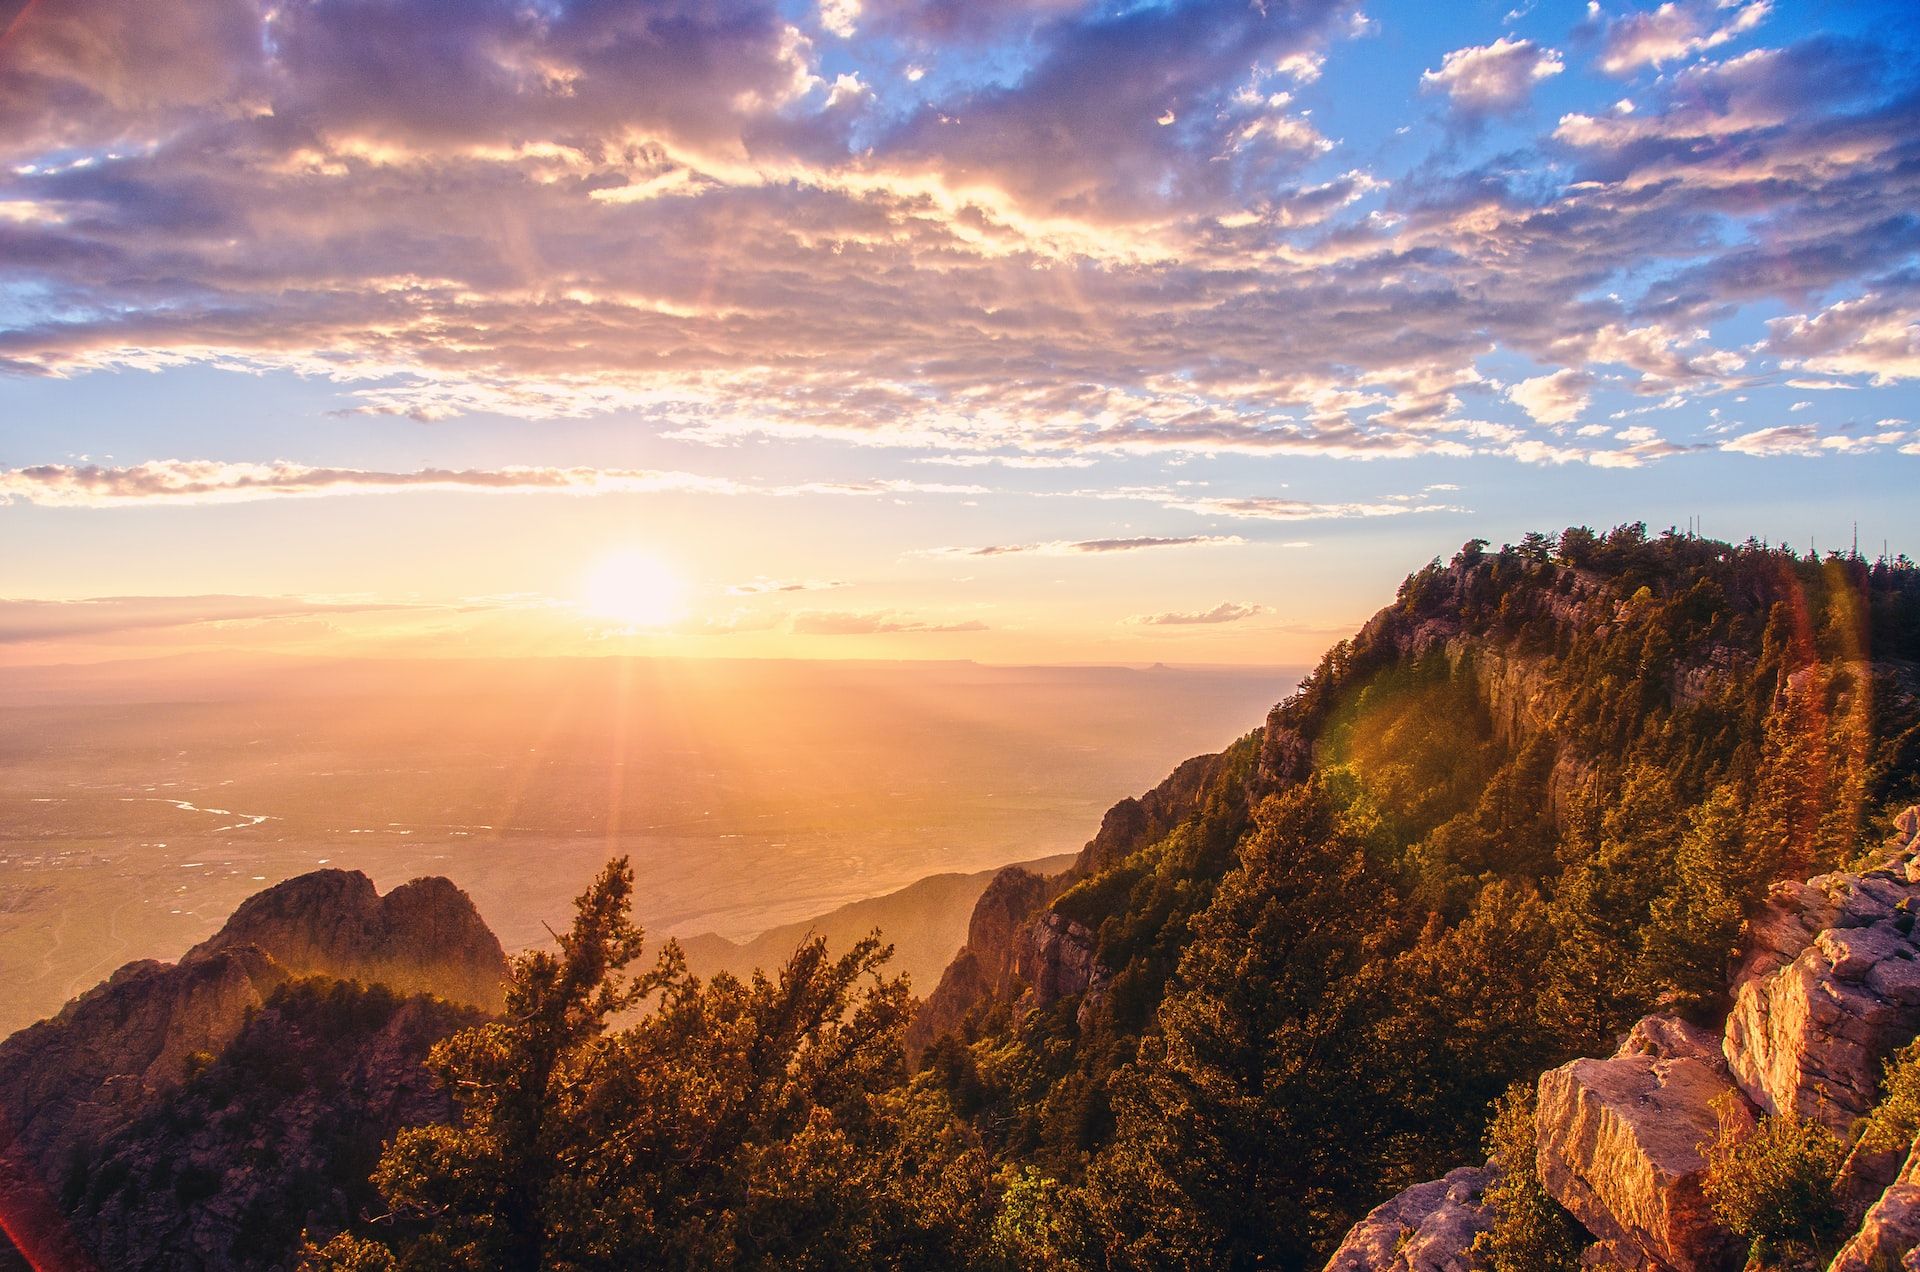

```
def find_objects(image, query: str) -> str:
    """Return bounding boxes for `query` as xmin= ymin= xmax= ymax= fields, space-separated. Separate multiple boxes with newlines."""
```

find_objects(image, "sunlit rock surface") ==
xmin=192 ymin=869 xmax=506 ymax=1013
xmin=1535 ymin=1017 xmax=1747 ymax=1272
xmin=1723 ymin=851 xmax=1920 ymax=1132
xmin=1326 ymin=809 xmax=1920 ymax=1272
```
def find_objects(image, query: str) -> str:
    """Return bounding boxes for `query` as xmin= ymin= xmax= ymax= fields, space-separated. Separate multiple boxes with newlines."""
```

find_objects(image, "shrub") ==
xmin=1469 ymin=1082 xmax=1585 ymax=1272
xmin=1702 ymin=1096 xmax=1846 ymax=1267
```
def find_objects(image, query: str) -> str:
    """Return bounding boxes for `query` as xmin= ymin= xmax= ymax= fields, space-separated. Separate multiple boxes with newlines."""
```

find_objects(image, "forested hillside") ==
xmin=898 ymin=526 xmax=1920 ymax=1268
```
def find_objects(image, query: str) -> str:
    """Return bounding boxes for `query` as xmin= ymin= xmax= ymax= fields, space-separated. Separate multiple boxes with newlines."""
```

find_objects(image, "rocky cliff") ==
xmin=1326 ymin=807 xmax=1920 ymax=1272
xmin=907 ymin=750 xmax=1234 ymax=1057
xmin=189 ymin=869 xmax=507 ymax=1014
xmin=0 ymin=870 xmax=504 ymax=1272
xmin=910 ymin=555 xmax=1630 ymax=1059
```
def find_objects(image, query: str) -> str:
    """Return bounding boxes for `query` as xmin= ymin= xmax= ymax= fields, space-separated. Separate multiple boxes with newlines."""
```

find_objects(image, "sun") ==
xmin=580 ymin=549 xmax=689 ymax=629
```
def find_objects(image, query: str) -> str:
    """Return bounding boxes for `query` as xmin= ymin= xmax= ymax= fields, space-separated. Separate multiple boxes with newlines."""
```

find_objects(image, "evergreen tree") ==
xmin=1069 ymin=782 xmax=1399 ymax=1270
xmin=305 ymin=859 xmax=989 ymax=1271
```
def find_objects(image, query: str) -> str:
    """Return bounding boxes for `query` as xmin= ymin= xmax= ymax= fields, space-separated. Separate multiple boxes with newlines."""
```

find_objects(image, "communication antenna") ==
xmin=1852 ymin=521 xmax=1859 ymax=558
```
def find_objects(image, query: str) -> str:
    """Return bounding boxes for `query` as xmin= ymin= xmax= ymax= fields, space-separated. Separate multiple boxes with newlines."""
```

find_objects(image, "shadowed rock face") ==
xmin=1832 ymin=1142 xmax=1920 ymax=1272
xmin=70 ymin=980 xmax=479 ymax=1272
xmin=191 ymin=869 xmax=507 ymax=1014
xmin=905 ymin=865 xmax=1058 ymax=1059
xmin=909 ymin=751 xmax=1229 ymax=1057
xmin=0 ymin=869 xmax=505 ymax=1272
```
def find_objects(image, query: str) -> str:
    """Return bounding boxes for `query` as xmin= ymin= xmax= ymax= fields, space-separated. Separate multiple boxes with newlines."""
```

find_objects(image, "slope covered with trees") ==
xmin=909 ymin=527 xmax=1919 ymax=1268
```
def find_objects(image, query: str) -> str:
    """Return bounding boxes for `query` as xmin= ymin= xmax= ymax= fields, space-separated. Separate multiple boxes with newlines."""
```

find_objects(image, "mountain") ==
xmin=0 ymin=870 xmax=503 ymax=1272
xmin=901 ymin=527 xmax=1920 ymax=1266
xmin=674 ymin=852 xmax=1077 ymax=997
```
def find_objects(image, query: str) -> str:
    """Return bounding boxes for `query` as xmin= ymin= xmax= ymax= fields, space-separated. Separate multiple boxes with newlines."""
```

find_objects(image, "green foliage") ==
xmin=1702 ymin=1097 xmax=1847 ymax=1267
xmin=1636 ymin=786 xmax=1754 ymax=1013
xmin=65 ymin=977 xmax=477 ymax=1269
xmin=1854 ymin=1038 xmax=1920 ymax=1159
xmin=986 ymin=1167 xmax=1073 ymax=1272
xmin=1067 ymin=782 xmax=1404 ymax=1269
xmin=1470 ymin=1083 xmax=1585 ymax=1272
xmin=308 ymin=858 xmax=991 ymax=1271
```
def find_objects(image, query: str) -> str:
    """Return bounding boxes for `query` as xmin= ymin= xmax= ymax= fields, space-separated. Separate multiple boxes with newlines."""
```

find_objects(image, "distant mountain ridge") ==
xmin=675 ymin=852 xmax=1077 ymax=997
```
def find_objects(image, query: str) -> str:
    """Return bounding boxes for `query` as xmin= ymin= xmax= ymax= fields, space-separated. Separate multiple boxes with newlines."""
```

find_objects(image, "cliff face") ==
xmin=0 ymin=869 xmax=503 ymax=1272
xmin=910 ymin=557 xmax=1618 ymax=1058
xmin=1326 ymin=808 xmax=1920 ymax=1272
xmin=908 ymin=749 xmax=1235 ymax=1057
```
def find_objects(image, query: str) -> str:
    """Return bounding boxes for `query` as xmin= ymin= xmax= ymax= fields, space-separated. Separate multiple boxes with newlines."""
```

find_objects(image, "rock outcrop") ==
xmin=1831 ymin=1141 xmax=1920 ymax=1272
xmin=907 ymin=864 xmax=1059 ymax=1058
xmin=1723 ymin=866 xmax=1920 ymax=1133
xmin=1327 ymin=809 xmax=1920 ymax=1272
xmin=1323 ymin=1167 xmax=1493 ymax=1272
xmin=1017 ymin=912 xmax=1103 ymax=1008
xmin=910 ymin=752 xmax=1228 ymax=1055
xmin=1534 ymin=1015 xmax=1747 ymax=1271
xmin=192 ymin=869 xmax=507 ymax=1013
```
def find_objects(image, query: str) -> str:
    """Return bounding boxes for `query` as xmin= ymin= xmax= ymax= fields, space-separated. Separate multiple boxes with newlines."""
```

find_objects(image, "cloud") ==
xmin=1421 ymin=37 xmax=1564 ymax=117
xmin=1130 ymin=601 xmax=1269 ymax=626
xmin=1508 ymin=369 xmax=1596 ymax=425
xmin=0 ymin=594 xmax=415 ymax=643
xmin=1766 ymin=294 xmax=1920 ymax=386
xmin=725 ymin=578 xmax=847 ymax=595
xmin=1167 ymin=496 xmax=1463 ymax=521
xmin=1594 ymin=0 xmax=1771 ymax=75
xmin=1719 ymin=424 xmax=1909 ymax=458
xmin=0 ymin=0 xmax=1910 ymax=478
xmin=940 ymin=534 xmax=1246 ymax=556
xmin=789 ymin=610 xmax=989 ymax=635
xmin=0 ymin=460 xmax=738 ymax=507
xmin=911 ymin=455 xmax=1098 ymax=470
xmin=0 ymin=461 xmax=990 ymax=508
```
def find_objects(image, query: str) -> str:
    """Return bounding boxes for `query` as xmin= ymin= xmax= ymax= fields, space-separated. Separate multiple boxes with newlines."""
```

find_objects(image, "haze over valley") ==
xmin=0 ymin=655 xmax=1293 ymax=1035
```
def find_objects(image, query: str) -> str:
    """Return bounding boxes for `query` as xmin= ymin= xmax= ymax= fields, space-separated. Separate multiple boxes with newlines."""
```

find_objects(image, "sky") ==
xmin=1 ymin=0 xmax=1917 ymax=666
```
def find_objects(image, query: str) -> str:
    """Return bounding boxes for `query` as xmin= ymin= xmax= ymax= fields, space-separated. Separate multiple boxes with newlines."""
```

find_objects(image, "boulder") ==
xmin=1323 ymin=1166 xmax=1493 ymax=1272
xmin=1535 ymin=1016 xmax=1749 ymax=1271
